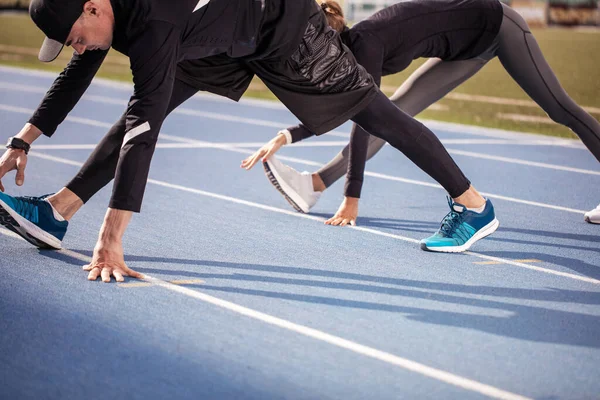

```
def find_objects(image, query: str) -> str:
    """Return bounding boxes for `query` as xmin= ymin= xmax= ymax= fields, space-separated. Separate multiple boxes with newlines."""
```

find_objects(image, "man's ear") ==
xmin=83 ymin=1 xmax=99 ymax=16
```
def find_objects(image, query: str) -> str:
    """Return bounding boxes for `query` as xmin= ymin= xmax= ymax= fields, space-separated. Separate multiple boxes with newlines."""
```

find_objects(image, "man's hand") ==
xmin=0 ymin=123 xmax=43 ymax=192
xmin=325 ymin=196 xmax=360 ymax=226
xmin=0 ymin=148 xmax=28 ymax=192
xmin=83 ymin=240 xmax=143 ymax=282
xmin=83 ymin=208 xmax=142 ymax=283
xmin=241 ymin=133 xmax=287 ymax=170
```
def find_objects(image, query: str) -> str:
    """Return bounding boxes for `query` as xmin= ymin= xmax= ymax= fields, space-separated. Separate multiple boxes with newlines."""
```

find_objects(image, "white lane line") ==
xmin=0 ymin=81 xmax=586 ymax=147
xmin=24 ymin=151 xmax=600 ymax=285
xmin=465 ymin=253 xmax=600 ymax=284
xmin=32 ymin=142 xmax=352 ymax=150
xmin=445 ymin=91 xmax=600 ymax=116
xmin=496 ymin=113 xmax=555 ymax=125
xmin=0 ymin=104 xmax=115 ymax=129
xmin=1 ymin=102 xmax=596 ymax=192
xmin=361 ymin=171 xmax=587 ymax=213
xmin=377 ymin=86 xmax=600 ymax=116
xmin=0 ymin=101 xmax=588 ymax=213
xmin=36 ymin=138 xmax=576 ymax=150
xmin=447 ymin=149 xmax=600 ymax=176
xmin=0 ymin=67 xmax=591 ymax=145
xmin=0 ymin=233 xmax=532 ymax=400
xmin=473 ymin=193 xmax=586 ymax=214
xmin=33 ymin=138 xmax=585 ymax=151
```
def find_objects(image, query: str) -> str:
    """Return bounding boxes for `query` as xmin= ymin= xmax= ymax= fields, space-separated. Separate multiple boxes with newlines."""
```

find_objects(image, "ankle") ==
xmin=311 ymin=173 xmax=326 ymax=192
xmin=453 ymin=186 xmax=485 ymax=209
xmin=48 ymin=188 xmax=83 ymax=221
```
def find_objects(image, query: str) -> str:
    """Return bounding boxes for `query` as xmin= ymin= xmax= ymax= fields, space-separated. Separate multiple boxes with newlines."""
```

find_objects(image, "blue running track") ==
xmin=1 ymin=66 xmax=599 ymax=400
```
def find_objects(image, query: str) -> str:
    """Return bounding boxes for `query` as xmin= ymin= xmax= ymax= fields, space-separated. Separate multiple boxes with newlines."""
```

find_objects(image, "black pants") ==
xmin=66 ymin=80 xmax=199 ymax=204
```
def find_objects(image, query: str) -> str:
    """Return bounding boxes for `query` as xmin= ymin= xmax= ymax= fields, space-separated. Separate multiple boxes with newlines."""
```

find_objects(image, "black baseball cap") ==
xmin=29 ymin=0 xmax=87 ymax=62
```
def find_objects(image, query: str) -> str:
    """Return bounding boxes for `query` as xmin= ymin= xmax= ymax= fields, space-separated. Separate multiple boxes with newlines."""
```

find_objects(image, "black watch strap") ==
xmin=6 ymin=137 xmax=30 ymax=155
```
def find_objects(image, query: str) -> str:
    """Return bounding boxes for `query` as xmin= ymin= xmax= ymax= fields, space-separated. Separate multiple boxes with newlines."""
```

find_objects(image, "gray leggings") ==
xmin=317 ymin=3 xmax=600 ymax=188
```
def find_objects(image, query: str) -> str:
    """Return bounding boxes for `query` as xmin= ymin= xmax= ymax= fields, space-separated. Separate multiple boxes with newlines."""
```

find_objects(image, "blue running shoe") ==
xmin=420 ymin=197 xmax=499 ymax=253
xmin=0 ymin=192 xmax=68 ymax=249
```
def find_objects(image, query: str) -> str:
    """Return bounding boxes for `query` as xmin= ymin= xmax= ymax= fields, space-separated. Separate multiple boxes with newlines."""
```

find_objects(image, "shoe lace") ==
xmin=438 ymin=197 xmax=463 ymax=237
xmin=439 ymin=211 xmax=462 ymax=237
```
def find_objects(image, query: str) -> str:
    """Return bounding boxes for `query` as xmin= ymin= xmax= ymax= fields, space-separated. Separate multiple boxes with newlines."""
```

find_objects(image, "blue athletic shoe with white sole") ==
xmin=420 ymin=197 xmax=499 ymax=253
xmin=0 ymin=192 xmax=68 ymax=249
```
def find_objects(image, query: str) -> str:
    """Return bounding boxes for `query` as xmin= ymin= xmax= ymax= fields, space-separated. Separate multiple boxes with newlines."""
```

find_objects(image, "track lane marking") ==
xmin=15 ymin=152 xmax=600 ymax=285
xmin=0 ymin=231 xmax=533 ymax=400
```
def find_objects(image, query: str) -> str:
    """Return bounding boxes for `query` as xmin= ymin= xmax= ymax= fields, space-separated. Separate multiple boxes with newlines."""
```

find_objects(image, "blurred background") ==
xmin=0 ymin=0 xmax=598 ymax=138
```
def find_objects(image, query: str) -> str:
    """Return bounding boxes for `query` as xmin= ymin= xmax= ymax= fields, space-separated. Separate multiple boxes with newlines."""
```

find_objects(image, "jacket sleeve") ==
xmin=28 ymin=49 xmax=108 ymax=136
xmin=288 ymin=124 xmax=316 ymax=143
xmin=109 ymin=21 xmax=181 ymax=212
xmin=344 ymin=34 xmax=384 ymax=198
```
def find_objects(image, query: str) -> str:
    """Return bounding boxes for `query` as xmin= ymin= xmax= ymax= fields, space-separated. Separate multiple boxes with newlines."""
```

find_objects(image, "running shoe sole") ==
xmin=0 ymin=197 xmax=61 ymax=249
xmin=584 ymin=215 xmax=599 ymax=224
xmin=421 ymin=218 xmax=500 ymax=253
xmin=263 ymin=160 xmax=310 ymax=213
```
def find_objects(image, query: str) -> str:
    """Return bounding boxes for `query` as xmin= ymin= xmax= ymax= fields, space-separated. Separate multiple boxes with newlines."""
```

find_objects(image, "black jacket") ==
xmin=28 ymin=0 xmax=313 ymax=211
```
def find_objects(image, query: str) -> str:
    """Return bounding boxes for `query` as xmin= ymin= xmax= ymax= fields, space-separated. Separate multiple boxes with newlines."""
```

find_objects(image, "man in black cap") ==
xmin=0 ymin=0 xmax=378 ymax=282
xmin=0 ymin=0 xmax=498 ymax=281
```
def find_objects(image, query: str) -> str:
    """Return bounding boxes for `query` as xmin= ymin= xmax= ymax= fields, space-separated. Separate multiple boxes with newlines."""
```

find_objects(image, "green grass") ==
xmin=1 ymin=12 xmax=599 ymax=138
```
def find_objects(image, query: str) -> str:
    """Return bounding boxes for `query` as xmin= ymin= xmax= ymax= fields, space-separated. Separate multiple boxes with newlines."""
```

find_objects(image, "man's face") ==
xmin=65 ymin=1 xmax=114 ymax=55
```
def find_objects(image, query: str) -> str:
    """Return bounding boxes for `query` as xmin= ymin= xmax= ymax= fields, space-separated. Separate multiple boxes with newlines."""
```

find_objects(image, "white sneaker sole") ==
xmin=584 ymin=214 xmax=600 ymax=224
xmin=421 ymin=218 xmax=500 ymax=253
xmin=263 ymin=160 xmax=310 ymax=213
xmin=0 ymin=197 xmax=62 ymax=249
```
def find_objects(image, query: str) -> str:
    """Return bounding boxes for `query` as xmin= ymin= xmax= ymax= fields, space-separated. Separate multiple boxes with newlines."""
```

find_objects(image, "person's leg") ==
xmin=351 ymin=90 xmax=498 ymax=252
xmin=315 ymin=57 xmax=489 ymax=191
xmin=352 ymin=90 xmax=475 ymax=200
xmin=496 ymin=4 xmax=600 ymax=161
xmin=48 ymin=79 xmax=200 ymax=220
xmin=0 ymin=79 xmax=199 ymax=249
xmin=269 ymin=57 xmax=490 ymax=213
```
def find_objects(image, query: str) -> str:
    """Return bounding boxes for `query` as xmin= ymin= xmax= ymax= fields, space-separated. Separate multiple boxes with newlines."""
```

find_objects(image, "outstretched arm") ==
xmin=328 ymin=33 xmax=385 ymax=226
xmin=0 ymin=50 xmax=107 ymax=190
xmin=324 ymin=122 xmax=371 ymax=226
xmin=85 ymin=22 xmax=181 ymax=282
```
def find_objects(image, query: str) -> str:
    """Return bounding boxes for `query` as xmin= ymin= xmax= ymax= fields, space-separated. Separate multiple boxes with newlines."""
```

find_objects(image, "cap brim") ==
xmin=38 ymin=37 xmax=64 ymax=62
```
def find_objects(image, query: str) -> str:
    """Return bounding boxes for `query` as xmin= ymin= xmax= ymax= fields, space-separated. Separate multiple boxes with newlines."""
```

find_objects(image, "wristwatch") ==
xmin=6 ymin=137 xmax=31 ymax=154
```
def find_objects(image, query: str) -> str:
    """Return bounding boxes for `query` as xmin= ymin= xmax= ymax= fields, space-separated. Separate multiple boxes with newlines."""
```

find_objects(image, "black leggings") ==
xmin=351 ymin=90 xmax=470 ymax=198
